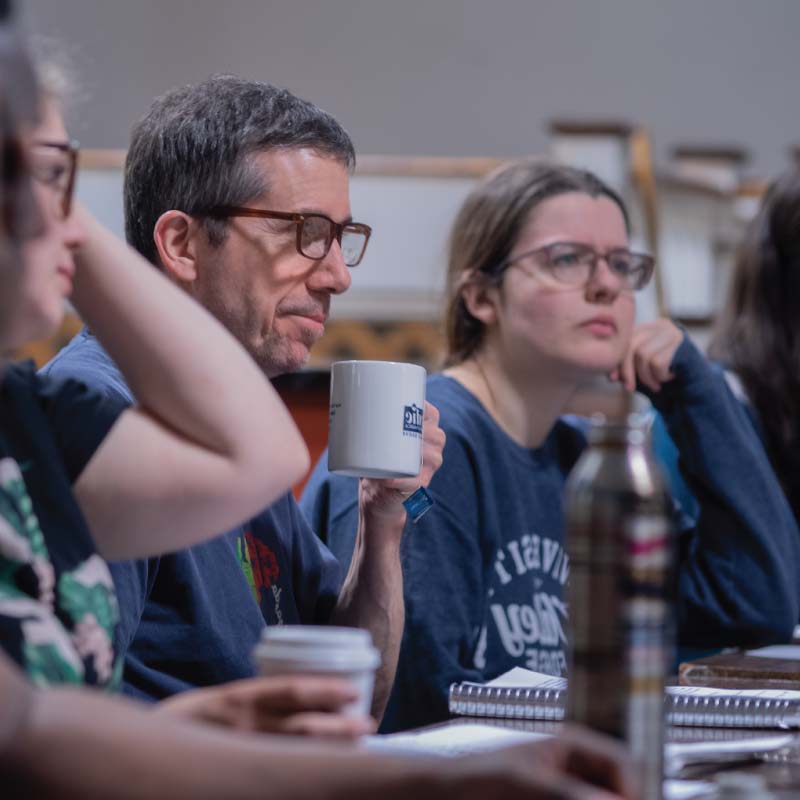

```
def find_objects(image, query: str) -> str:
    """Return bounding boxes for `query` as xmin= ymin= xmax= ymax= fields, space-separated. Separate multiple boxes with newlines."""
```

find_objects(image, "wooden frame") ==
xmin=79 ymin=150 xmax=509 ymax=178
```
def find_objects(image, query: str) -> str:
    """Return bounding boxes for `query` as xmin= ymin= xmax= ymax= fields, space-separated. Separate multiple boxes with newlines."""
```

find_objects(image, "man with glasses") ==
xmin=42 ymin=75 xmax=445 ymax=731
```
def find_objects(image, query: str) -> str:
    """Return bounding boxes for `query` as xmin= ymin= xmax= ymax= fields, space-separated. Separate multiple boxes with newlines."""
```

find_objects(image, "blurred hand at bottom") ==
xmin=157 ymin=674 xmax=375 ymax=739
xmin=444 ymin=725 xmax=639 ymax=799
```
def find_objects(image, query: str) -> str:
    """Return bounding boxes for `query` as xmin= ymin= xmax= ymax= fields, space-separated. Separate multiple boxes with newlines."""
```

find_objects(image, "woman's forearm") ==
xmin=70 ymin=206 xmax=309 ymax=559
xmin=3 ymin=685 xmax=438 ymax=800
xmin=4 ymin=683 xmax=636 ymax=800
xmin=0 ymin=655 xmax=34 ymax=761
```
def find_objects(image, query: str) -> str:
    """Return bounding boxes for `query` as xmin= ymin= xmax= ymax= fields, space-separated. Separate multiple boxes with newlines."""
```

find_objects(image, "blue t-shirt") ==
xmin=0 ymin=362 xmax=122 ymax=688
xmin=302 ymin=335 xmax=800 ymax=731
xmin=42 ymin=329 xmax=343 ymax=700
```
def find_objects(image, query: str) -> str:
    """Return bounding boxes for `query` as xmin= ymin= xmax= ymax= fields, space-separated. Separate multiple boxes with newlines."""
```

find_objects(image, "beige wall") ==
xmin=21 ymin=0 xmax=800 ymax=178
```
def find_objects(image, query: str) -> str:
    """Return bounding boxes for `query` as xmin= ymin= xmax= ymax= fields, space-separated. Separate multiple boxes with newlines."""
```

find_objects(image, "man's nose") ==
xmin=310 ymin=238 xmax=352 ymax=295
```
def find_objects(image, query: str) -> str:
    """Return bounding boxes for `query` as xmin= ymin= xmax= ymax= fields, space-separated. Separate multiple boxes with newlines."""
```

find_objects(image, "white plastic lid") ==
xmin=254 ymin=625 xmax=380 ymax=672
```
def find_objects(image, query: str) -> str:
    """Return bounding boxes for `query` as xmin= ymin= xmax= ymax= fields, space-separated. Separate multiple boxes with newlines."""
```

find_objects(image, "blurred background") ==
xmin=19 ymin=0 xmax=800 ymax=174
xmin=0 ymin=5 xmax=794 ymax=741
xmin=16 ymin=0 xmax=800 ymax=464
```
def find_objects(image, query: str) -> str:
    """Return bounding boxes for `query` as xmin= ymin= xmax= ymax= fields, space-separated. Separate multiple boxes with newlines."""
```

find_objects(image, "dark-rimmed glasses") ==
xmin=30 ymin=139 xmax=79 ymax=220
xmin=495 ymin=241 xmax=655 ymax=292
xmin=207 ymin=206 xmax=372 ymax=267
xmin=1 ymin=133 xmax=41 ymax=241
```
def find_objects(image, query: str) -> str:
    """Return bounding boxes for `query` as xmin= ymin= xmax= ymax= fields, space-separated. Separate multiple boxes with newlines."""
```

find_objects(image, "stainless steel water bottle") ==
xmin=565 ymin=410 xmax=674 ymax=800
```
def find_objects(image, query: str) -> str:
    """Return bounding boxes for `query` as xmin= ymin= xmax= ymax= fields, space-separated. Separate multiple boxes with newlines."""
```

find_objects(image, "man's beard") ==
xmin=249 ymin=330 xmax=313 ymax=379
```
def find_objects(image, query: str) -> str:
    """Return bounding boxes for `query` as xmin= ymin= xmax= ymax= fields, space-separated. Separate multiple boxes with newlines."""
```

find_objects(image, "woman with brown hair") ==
xmin=709 ymin=167 xmax=800 ymax=523
xmin=303 ymin=158 xmax=800 ymax=731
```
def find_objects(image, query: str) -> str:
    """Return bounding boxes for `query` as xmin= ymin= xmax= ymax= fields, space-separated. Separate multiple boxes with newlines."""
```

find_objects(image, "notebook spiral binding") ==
xmin=667 ymin=693 xmax=798 ymax=728
xmin=449 ymin=683 xmax=566 ymax=721
xmin=448 ymin=682 xmax=800 ymax=729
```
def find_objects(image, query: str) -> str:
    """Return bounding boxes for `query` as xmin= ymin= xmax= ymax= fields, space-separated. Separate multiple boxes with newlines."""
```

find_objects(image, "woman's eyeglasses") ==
xmin=495 ymin=241 xmax=655 ymax=292
xmin=30 ymin=139 xmax=79 ymax=220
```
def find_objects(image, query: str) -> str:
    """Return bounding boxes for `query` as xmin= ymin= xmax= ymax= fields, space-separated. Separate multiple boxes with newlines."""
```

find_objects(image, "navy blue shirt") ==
xmin=42 ymin=330 xmax=342 ymax=701
xmin=302 ymin=336 xmax=800 ymax=731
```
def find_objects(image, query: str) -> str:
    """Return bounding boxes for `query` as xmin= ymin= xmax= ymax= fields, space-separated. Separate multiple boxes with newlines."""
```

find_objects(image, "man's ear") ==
xmin=460 ymin=276 xmax=499 ymax=327
xmin=153 ymin=210 xmax=201 ymax=285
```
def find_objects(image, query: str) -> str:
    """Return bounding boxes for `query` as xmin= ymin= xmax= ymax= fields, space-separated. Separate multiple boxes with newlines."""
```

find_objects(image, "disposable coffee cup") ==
xmin=253 ymin=626 xmax=381 ymax=718
xmin=328 ymin=360 xmax=426 ymax=478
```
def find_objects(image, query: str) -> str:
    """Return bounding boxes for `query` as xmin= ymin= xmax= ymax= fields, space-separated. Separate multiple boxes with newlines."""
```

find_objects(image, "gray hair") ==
xmin=124 ymin=74 xmax=356 ymax=265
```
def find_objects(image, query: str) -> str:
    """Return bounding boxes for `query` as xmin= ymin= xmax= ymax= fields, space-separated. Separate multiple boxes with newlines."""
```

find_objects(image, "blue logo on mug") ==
xmin=403 ymin=403 xmax=423 ymax=436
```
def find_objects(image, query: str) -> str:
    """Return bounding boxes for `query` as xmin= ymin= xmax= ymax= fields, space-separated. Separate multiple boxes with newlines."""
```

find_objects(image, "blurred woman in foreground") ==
xmin=0 ymin=49 xmax=309 ymax=691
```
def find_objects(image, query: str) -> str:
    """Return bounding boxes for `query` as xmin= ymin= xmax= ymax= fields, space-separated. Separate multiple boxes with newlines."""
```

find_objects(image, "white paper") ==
xmin=364 ymin=722 xmax=545 ymax=758
xmin=666 ymin=684 xmax=800 ymax=700
xmin=486 ymin=667 xmax=566 ymax=689
xmin=663 ymin=734 xmax=793 ymax=779
xmin=366 ymin=724 xmax=786 ymax=795
xmin=746 ymin=644 xmax=800 ymax=660
xmin=368 ymin=724 xmax=791 ymax=763
xmin=663 ymin=780 xmax=715 ymax=799
xmin=485 ymin=667 xmax=800 ymax=700
xmin=665 ymin=734 xmax=793 ymax=763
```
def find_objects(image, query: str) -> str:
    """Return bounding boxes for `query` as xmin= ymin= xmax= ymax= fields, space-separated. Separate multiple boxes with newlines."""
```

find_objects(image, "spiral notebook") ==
xmin=448 ymin=667 xmax=800 ymax=729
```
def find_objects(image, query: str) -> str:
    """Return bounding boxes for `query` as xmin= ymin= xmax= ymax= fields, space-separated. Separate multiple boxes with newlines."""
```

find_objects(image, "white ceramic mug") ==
xmin=253 ymin=625 xmax=381 ymax=718
xmin=327 ymin=360 xmax=426 ymax=478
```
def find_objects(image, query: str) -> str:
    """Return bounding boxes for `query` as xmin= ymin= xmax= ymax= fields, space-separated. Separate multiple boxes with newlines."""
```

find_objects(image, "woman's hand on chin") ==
xmin=610 ymin=319 xmax=684 ymax=393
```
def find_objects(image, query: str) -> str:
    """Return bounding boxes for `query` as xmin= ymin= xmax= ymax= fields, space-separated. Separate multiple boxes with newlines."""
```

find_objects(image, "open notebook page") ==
xmin=484 ymin=666 xmax=800 ymax=701
xmin=485 ymin=666 xmax=566 ymax=688
xmin=365 ymin=722 xmax=790 ymax=797
xmin=746 ymin=644 xmax=800 ymax=660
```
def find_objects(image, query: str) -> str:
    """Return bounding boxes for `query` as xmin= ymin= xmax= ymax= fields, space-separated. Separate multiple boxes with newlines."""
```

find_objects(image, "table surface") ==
xmin=422 ymin=654 xmax=800 ymax=797
xmin=424 ymin=717 xmax=800 ymax=797
xmin=677 ymin=652 xmax=800 ymax=800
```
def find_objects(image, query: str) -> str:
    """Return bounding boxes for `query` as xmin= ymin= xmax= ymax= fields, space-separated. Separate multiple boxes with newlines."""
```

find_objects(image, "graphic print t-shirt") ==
xmin=302 ymin=373 xmax=586 ymax=731
xmin=0 ymin=362 xmax=122 ymax=688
